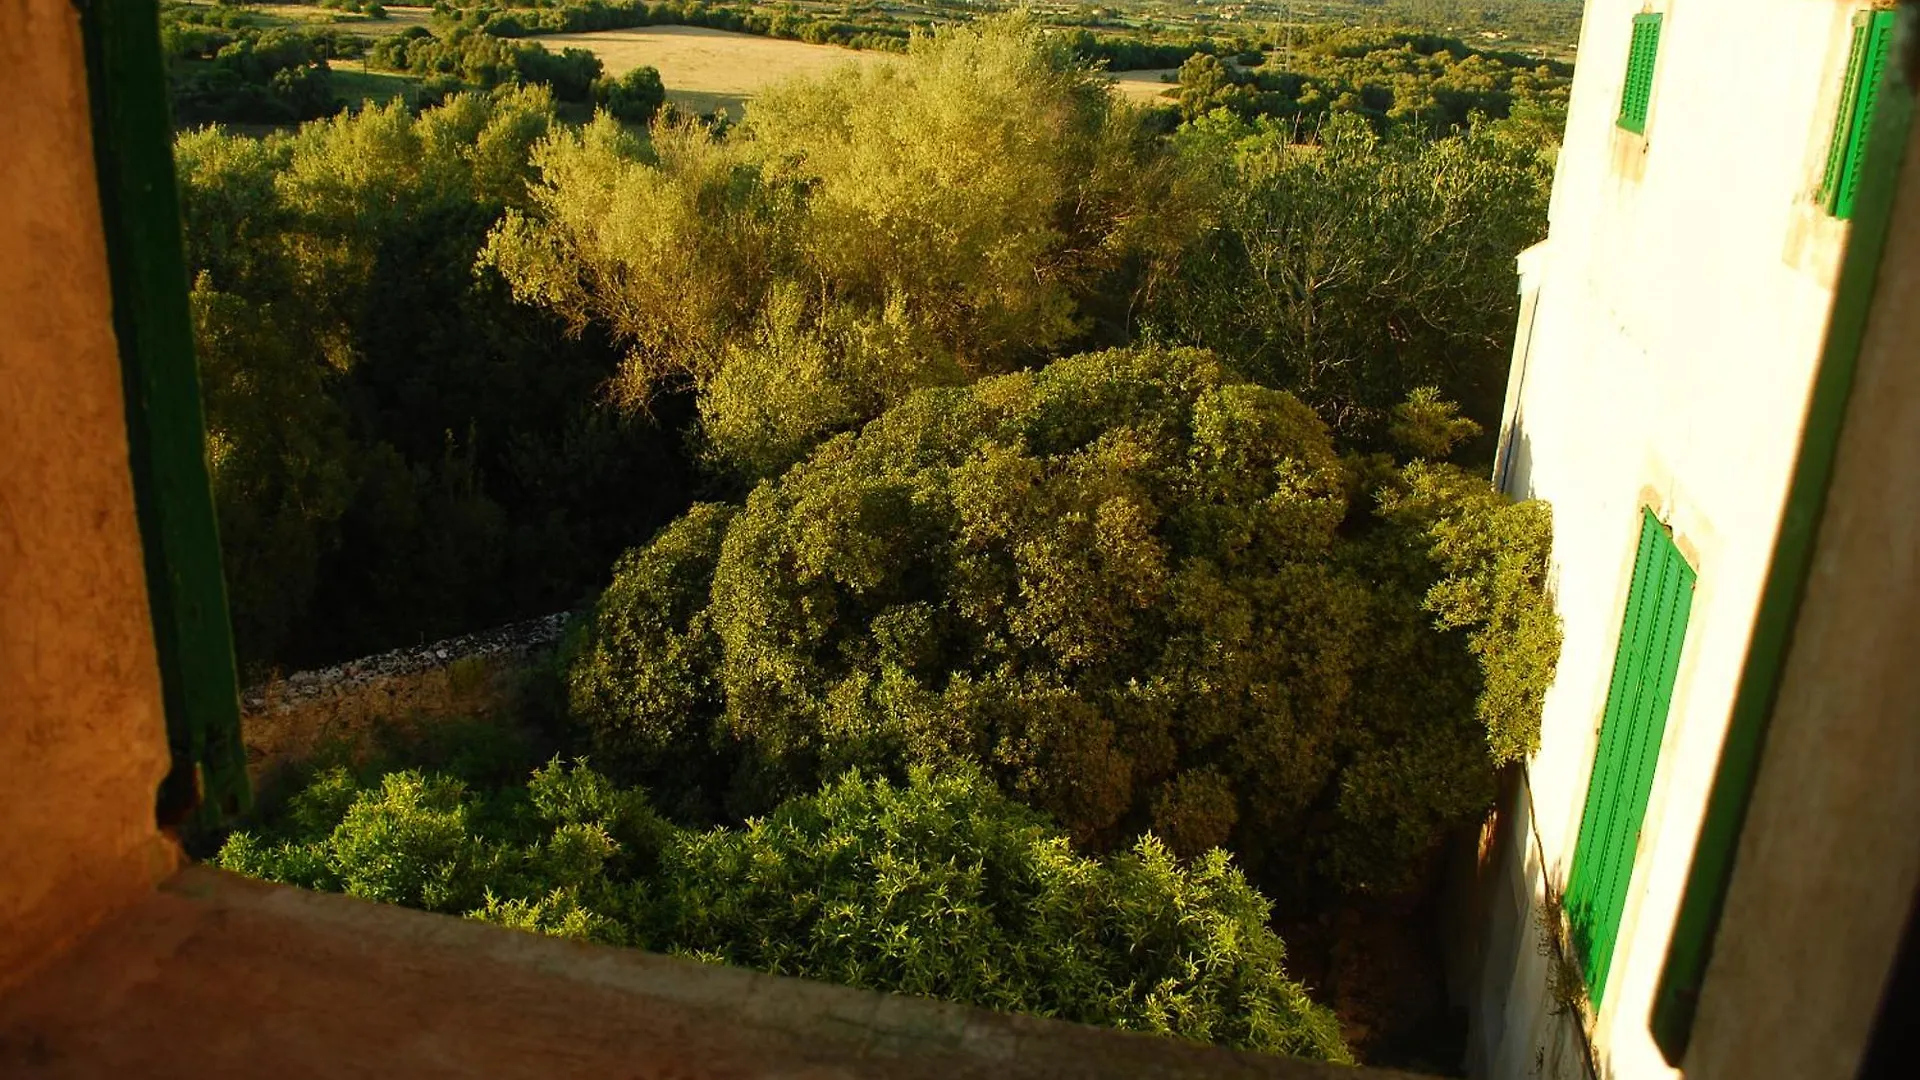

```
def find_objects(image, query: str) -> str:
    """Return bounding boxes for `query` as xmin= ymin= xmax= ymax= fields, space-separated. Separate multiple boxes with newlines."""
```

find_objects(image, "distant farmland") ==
xmin=528 ymin=25 xmax=1180 ymax=116
xmin=177 ymin=2 xmax=434 ymax=36
xmin=1104 ymin=68 xmax=1180 ymax=105
xmin=527 ymin=25 xmax=891 ymax=117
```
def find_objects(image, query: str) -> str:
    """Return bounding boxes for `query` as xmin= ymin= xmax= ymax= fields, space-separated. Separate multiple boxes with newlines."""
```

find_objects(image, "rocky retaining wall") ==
xmin=240 ymin=613 xmax=571 ymax=784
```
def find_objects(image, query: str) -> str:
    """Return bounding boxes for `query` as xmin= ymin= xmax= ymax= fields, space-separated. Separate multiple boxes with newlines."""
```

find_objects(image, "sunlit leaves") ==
xmin=570 ymin=348 xmax=1559 ymax=898
xmin=219 ymin=763 xmax=1351 ymax=1061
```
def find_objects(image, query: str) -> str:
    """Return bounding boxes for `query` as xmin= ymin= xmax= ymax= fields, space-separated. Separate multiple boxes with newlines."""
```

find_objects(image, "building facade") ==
xmin=1468 ymin=2 xmax=1907 ymax=1078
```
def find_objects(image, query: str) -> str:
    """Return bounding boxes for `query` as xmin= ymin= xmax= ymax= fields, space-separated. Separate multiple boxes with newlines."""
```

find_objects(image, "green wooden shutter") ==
xmin=1618 ymin=13 xmax=1664 ymax=135
xmin=1825 ymin=10 xmax=1898 ymax=220
xmin=1565 ymin=509 xmax=1696 ymax=1004
xmin=82 ymin=0 xmax=252 ymax=825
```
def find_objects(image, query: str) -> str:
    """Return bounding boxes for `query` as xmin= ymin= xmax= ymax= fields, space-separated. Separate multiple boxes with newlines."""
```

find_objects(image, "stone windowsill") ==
xmin=0 ymin=866 xmax=1430 ymax=1079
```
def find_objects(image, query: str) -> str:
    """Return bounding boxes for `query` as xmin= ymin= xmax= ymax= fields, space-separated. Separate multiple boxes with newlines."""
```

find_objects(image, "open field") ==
xmin=530 ymin=25 xmax=1179 ymax=115
xmin=527 ymin=25 xmax=891 ymax=117
xmin=330 ymin=66 xmax=422 ymax=107
xmin=1105 ymin=68 xmax=1179 ymax=105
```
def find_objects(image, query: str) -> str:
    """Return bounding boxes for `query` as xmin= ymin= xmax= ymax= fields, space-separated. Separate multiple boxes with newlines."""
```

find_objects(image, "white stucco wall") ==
xmin=1474 ymin=2 xmax=1878 ymax=1077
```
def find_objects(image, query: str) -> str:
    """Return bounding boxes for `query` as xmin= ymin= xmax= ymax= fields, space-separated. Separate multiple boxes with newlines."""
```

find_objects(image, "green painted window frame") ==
xmin=1565 ymin=508 xmax=1696 ymax=1005
xmin=1651 ymin=7 xmax=1914 ymax=1066
xmin=1822 ymin=9 xmax=1899 ymax=220
xmin=1618 ymin=12 xmax=1664 ymax=135
xmin=80 ymin=0 xmax=251 ymax=827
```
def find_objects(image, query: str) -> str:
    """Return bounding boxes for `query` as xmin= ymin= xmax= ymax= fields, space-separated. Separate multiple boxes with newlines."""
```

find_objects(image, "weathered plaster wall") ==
xmin=1469 ymin=2 xmax=1882 ymax=1077
xmin=0 ymin=0 xmax=178 ymax=995
xmin=242 ymin=615 xmax=567 ymax=783
xmin=1683 ymin=105 xmax=1920 ymax=1080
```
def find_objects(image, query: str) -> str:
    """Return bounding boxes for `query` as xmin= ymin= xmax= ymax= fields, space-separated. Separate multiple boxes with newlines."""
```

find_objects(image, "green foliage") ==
xmin=569 ymin=346 xmax=1558 ymax=898
xmin=593 ymin=65 xmax=666 ymax=125
xmin=1381 ymin=461 xmax=1561 ymax=766
xmin=190 ymin=10 xmax=1569 ymax=1059
xmin=161 ymin=15 xmax=363 ymax=126
xmin=482 ymin=16 xmax=1549 ymax=479
xmin=483 ymin=15 xmax=1190 ymax=479
xmin=175 ymin=89 xmax=693 ymax=671
xmin=435 ymin=1 xmax=913 ymax=53
xmin=1173 ymin=26 xmax=1571 ymax=137
xmin=179 ymin=16 xmax=1562 ymax=880
xmin=370 ymin=27 xmax=605 ymax=102
xmin=1151 ymin=112 xmax=1551 ymax=448
xmin=218 ymin=761 xmax=1350 ymax=1060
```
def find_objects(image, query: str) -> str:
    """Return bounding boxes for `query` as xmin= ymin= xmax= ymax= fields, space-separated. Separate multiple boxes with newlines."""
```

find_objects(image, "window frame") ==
xmin=80 ymin=0 xmax=251 ymax=827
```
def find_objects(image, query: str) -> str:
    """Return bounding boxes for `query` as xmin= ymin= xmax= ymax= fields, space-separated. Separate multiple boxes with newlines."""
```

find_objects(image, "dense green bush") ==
xmin=568 ymin=344 xmax=1558 ymax=897
xmin=593 ymin=64 xmax=666 ymax=125
xmin=219 ymin=761 xmax=1351 ymax=1060
xmin=163 ymin=22 xmax=357 ymax=125
xmin=370 ymin=27 xmax=605 ymax=102
xmin=1154 ymin=112 xmax=1552 ymax=447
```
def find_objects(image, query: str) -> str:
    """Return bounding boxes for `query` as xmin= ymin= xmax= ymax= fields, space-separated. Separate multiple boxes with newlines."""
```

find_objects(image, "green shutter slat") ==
xmin=1583 ymin=526 xmax=1663 ymax=903
xmin=1565 ymin=515 xmax=1657 ymax=972
xmin=1581 ymin=528 xmax=1673 ymax=991
xmin=1618 ymin=13 xmax=1663 ymax=135
xmin=1834 ymin=11 xmax=1898 ymax=220
xmin=1822 ymin=19 xmax=1873 ymax=213
xmin=1566 ymin=509 xmax=1695 ymax=1004
xmin=1566 ymin=522 xmax=1657 ymax=921
xmin=1591 ymin=544 xmax=1696 ymax=1001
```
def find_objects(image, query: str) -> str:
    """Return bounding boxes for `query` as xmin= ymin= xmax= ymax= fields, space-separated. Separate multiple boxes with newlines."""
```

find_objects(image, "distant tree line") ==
xmin=436 ymin=0 xmax=915 ymax=54
xmin=162 ymin=6 xmax=367 ymax=125
xmin=370 ymin=25 xmax=607 ymax=102
xmin=161 ymin=4 xmax=666 ymax=127
xmin=1174 ymin=26 xmax=1571 ymax=137
xmin=432 ymin=1 xmax=1255 ymax=70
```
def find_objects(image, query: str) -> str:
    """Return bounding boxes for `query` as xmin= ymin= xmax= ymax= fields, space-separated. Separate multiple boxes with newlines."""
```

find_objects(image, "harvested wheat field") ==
xmin=530 ymin=25 xmax=1180 ymax=117
xmin=1104 ymin=68 xmax=1181 ymax=105
xmin=528 ymin=25 xmax=891 ymax=117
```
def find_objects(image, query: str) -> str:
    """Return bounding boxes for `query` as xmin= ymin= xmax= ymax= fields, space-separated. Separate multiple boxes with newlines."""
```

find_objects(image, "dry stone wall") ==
xmin=240 ymin=613 xmax=570 ymax=784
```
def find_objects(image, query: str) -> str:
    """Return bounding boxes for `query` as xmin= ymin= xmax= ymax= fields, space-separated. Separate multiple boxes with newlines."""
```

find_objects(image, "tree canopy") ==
xmin=176 ymin=88 xmax=692 ymax=670
xmin=1151 ymin=110 xmax=1551 ymax=447
xmin=567 ymin=344 xmax=1558 ymax=899
xmin=482 ymin=16 xmax=1193 ymax=479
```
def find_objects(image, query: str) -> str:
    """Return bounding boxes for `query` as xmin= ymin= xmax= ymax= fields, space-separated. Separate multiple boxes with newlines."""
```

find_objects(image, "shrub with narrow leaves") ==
xmin=217 ymin=762 xmax=1350 ymax=1061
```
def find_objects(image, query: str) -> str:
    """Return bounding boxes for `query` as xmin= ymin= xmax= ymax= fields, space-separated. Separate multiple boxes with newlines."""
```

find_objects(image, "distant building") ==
xmin=1462 ymin=2 xmax=1915 ymax=1078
